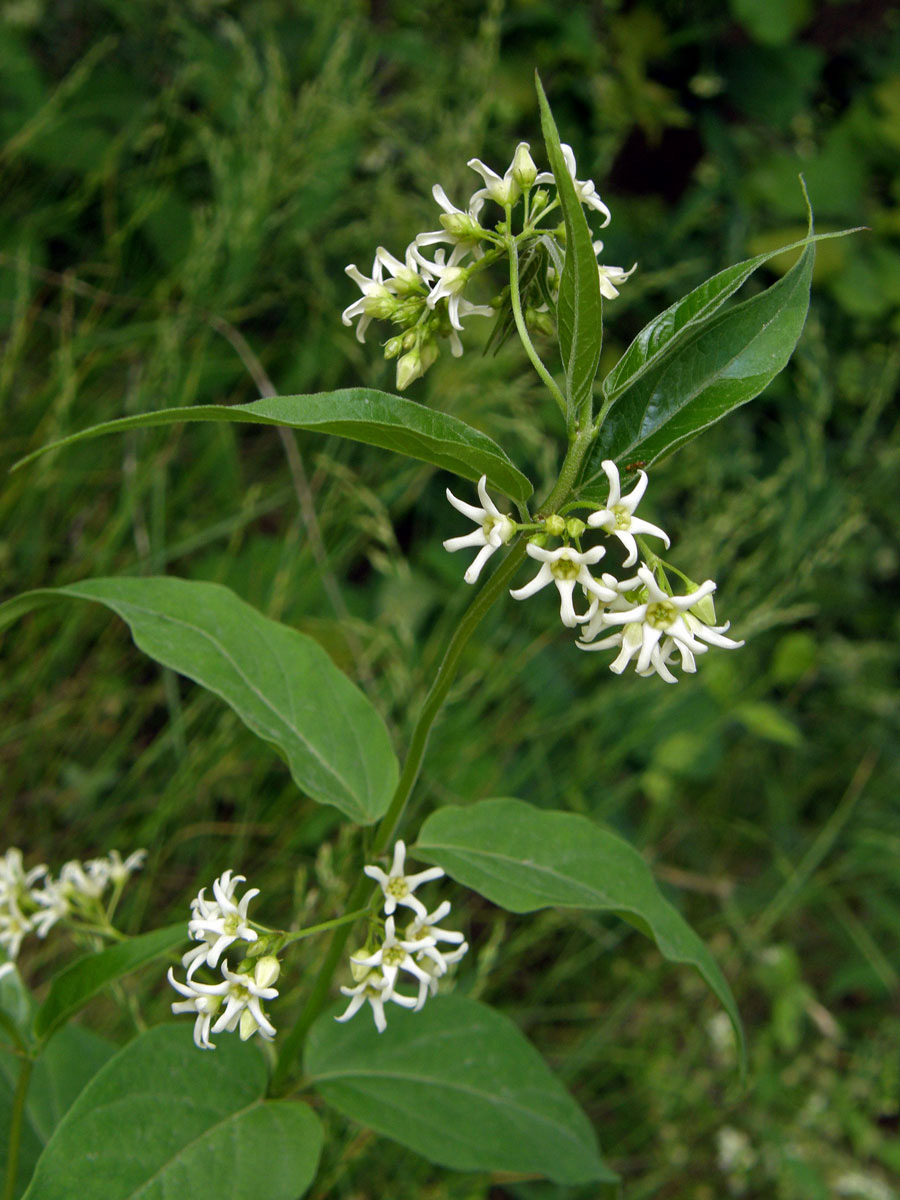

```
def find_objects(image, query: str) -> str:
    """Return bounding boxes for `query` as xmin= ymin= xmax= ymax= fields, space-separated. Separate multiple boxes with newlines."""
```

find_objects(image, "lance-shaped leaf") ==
xmin=417 ymin=799 xmax=745 ymax=1072
xmin=601 ymin=226 xmax=855 ymax=405
xmin=23 ymin=1025 xmax=323 ymax=1200
xmin=536 ymin=75 xmax=604 ymax=424
xmin=13 ymin=388 xmax=532 ymax=503
xmin=34 ymin=924 xmax=186 ymax=1044
xmin=0 ymin=577 xmax=399 ymax=824
xmin=305 ymin=995 xmax=615 ymax=1185
xmin=581 ymin=224 xmax=816 ymax=490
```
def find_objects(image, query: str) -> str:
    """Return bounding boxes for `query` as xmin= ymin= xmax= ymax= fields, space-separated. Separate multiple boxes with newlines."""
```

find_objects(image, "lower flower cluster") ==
xmin=0 ymin=846 xmax=145 ymax=960
xmin=444 ymin=460 xmax=743 ymax=682
xmin=167 ymin=870 xmax=280 ymax=1050
xmin=336 ymin=840 xmax=468 ymax=1033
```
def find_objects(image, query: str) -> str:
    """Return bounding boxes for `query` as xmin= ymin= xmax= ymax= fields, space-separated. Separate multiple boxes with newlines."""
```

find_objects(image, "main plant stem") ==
xmin=3 ymin=1057 xmax=33 ymax=1200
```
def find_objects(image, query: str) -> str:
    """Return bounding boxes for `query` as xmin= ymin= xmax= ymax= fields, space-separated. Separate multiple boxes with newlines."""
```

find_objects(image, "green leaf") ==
xmin=0 ymin=577 xmax=399 ymax=824
xmin=601 ymin=227 xmax=854 ymax=407
xmin=536 ymin=74 xmax=603 ymax=424
xmin=23 ymin=1025 xmax=322 ymax=1200
xmin=582 ymin=229 xmax=815 ymax=487
xmin=13 ymin=388 xmax=532 ymax=504
xmin=34 ymin=924 xmax=186 ymax=1044
xmin=305 ymin=995 xmax=615 ymax=1185
xmin=417 ymin=799 xmax=745 ymax=1073
xmin=1 ymin=1026 xmax=113 ymax=1199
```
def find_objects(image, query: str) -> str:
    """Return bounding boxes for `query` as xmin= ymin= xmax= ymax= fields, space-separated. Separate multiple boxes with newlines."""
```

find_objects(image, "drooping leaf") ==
xmin=581 ymin=231 xmax=815 ymax=489
xmin=34 ymin=924 xmax=186 ymax=1044
xmin=13 ymin=389 xmax=532 ymax=503
xmin=601 ymin=226 xmax=856 ymax=405
xmin=417 ymin=799 xmax=745 ymax=1072
xmin=23 ymin=1025 xmax=322 ymax=1200
xmin=1 ymin=1026 xmax=113 ymax=1199
xmin=536 ymin=75 xmax=603 ymax=424
xmin=0 ymin=577 xmax=398 ymax=824
xmin=305 ymin=995 xmax=615 ymax=1185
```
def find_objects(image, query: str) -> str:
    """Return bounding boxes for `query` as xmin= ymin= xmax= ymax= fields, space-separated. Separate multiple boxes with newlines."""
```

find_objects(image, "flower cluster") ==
xmin=167 ymin=870 xmax=280 ymax=1050
xmin=444 ymin=461 xmax=743 ymax=682
xmin=0 ymin=847 xmax=145 ymax=960
xmin=336 ymin=841 xmax=468 ymax=1033
xmin=343 ymin=141 xmax=634 ymax=389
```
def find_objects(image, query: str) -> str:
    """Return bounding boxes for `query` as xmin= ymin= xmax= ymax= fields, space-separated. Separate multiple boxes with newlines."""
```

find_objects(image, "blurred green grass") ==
xmin=2 ymin=1 xmax=899 ymax=1196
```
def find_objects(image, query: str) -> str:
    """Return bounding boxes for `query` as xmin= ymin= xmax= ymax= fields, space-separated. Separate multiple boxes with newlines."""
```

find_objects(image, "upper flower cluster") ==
xmin=336 ymin=840 xmax=468 ymax=1033
xmin=168 ymin=870 xmax=279 ymax=1050
xmin=0 ymin=846 xmax=145 ymax=960
xmin=443 ymin=462 xmax=743 ymax=682
xmin=342 ymin=141 xmax=634 ymax=389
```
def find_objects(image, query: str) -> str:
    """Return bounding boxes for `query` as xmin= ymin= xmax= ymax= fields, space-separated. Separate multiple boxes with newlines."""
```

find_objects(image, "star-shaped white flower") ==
xmin=335 ymin=966 xmax=419 ymax=1034
xmin=364 ymin=840 xmax=444 ymax=921
xmin=587 ymin=460 xmax=670 ymax=567
xmin=466 ymin=143 xmax=530 ymax=208
xmin=536 ymin=144 xmax=611 ymax=225
xmin=510 ymin=543 xmax=617 ymax=627
xmin=403 ymin=900 xmax=468 ymax=1000
xmin=592 ymin=241 xmax=638 ymax=299
xmin=444 ymin=476 xmax=516 ymax=584
xmin=183 ymin=869 xmax=259 ymax=976
xmin=599 ymin=566 xmax=742 ymax=674
xmin=350 ymin=915 xmax=435 ymax=999
xmin=0 ymin=897 xmax=32 ymax=960
xmin=168 ymin=956 xmax=279 ymax=1050
xmin=342 ymin=246 xmax=431 ymax=342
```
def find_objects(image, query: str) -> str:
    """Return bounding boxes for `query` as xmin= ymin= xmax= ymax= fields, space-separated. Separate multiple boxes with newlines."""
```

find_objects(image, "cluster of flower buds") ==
xmin=167 ymin=870 xmax=280 ymax=1050
xmin=0 ymin=847 xmax=145 ymax=960
xmin=444 ymin=461 xmax=743 ymax=682
xmin=342 ymin=141 xmax=635 ymax=389
xmin=336 ymin=841 xmax=467 ymax=1033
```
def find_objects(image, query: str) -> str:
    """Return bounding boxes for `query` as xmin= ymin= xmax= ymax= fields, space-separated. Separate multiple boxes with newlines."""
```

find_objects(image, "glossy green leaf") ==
xmin=417 ymin=799 xmax=745 ymax=1072
xmin=581 ymin=230 xmax=815 ymax=490
xmin=13 ymin=388 xmax=532 ymax=503
xmin=34 ymin=924 xmax=186 ymax=1044
xmin=536 ymin=75 xmax=603 ymax=423
xmin=1 ymin=1026 xmax=113 ymax=1199
xmin=305 ymin=994 xmax=614 ymax=1185
xmin=23 ymin=1025 xmax=322 ymax=1200
xmin=0 ymin=577 xmax=399 ymax=824
xmin=601 ymin=227 xmax=855 ymax=405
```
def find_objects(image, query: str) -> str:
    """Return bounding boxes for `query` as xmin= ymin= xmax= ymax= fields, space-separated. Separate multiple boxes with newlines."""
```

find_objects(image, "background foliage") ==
xmin=1 ymin=1 xmax=898 ymax=1196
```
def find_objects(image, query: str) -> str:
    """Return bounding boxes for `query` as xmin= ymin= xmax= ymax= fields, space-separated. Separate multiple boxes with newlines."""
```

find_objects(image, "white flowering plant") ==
xmin=0 ymin=77 xmax=858 ymax=1197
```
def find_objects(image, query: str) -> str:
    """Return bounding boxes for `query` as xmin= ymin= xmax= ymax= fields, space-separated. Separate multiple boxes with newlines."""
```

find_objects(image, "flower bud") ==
xmin=688 ymin=587 xmax=718 ymax=626
xmin=525 ymin=306 xmax=555 ymax=336
xmin=528 ymin=532 xmax=549 ymax=548
xmin=440 ymin=211 xmax=483 ymax=241
xmin=396 ymin=349 xmax=423 ymax=391
xmin=530 ymin=188 xmax=550 ymax=216
xmin=254 ymin=956 xmax=281 ymax=989
xmin=565 ymin=517 xmax=587 ymax=538
xmin=543 ymin=514 xmax=566 ymax=537
xmin=363 ymin=287 xmax=399 ymax=320
xmin=384 ymin=335 xmax=404 ymax=360
xmin=511 ymin=142 xmax=537 ymax=190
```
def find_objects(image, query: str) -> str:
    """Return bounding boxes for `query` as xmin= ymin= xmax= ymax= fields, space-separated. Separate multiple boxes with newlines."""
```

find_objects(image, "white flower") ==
xmin=364 ymin=840 xmax=445 ymax=921
xmin=598 ymin=566 xmax=743 ymax=675
xmin=29 ymin=879 xmax=70 ymax=938
xmin=587 ymin=461 xmax=670 ymax=567
xmin=404 ymin=900 xmax=468 ymax=1002
xmin=592 ymin=241 xmax=638 ymax=299
xmin=58 ymin=859 xmax=107 ymax=901
xmin=536 ymin=144 xmax=611 ymax=225
xmin=444 ymin=476 xmax=516 ymax=584
xmin=103 ymin=849 xmax=147 ymax=886
xmin=350 ymin=915 xmax=435 ymax=998
xmin=411 ymin=244 xmax=477 ymax=332
xmin=0 ymin=849 xmax=47 ymax=896
xmin=466 ymin=143 xmax=530 ymax=208
xmin=182 ymin=869 xmax=259 ymax=976
xmin=0 ymin=897 xmax=32 ymax=960
xmin=335 ymin=966 xmax=419 ymax=1033
xmin=510 ymin=543 xmax=617 ymax=627
xmin=342 ymin=246 xmax=431 ymax=342
xmin=168 ymin=956 xmax=279 ymax=1050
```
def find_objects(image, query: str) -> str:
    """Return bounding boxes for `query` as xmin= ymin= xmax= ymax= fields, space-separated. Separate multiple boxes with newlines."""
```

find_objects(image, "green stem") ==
xmin=278 ymin=907 xmax=371 ymax=947
xmin=269 ymin=538 xmax=528 ymax=1095
xmin=3 ymin=1057 xmax=33 ymax=1200
xmin=506 ymin=236 xmax=567 ymax=419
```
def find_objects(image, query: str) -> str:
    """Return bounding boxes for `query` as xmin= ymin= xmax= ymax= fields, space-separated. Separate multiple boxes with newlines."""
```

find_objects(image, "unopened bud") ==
xmin=384 ymin=335 xmax=403 ymax=360
xmin=254 ymin=956 xmax=281 ymax=989
xmin=543 ymin=514 xmax=566 ymax=537
xmin=525 ymin=307 xmax=555 ymax=336
xmin=530 ymin=188 xmax=550 ymax=216
xmin=396 ymin=350 xmax=423 ymax=391
xmin=688 ymin=588 xmax=718 ymax=626
xmin=565 ymin=517 xmax=586 ymax=538
xmin=362 ymin=285 xmax=398 ymax=321
xmin=440 ymin=212 xmax=483 ymax=241
xmin=529 ymin=532 xmax=549 ymax=548
xmin=511 ymin=142 xmax=537 ymax=190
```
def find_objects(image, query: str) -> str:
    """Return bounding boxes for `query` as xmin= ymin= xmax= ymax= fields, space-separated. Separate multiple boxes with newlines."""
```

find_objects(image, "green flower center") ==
xmin=611 ymin=504 xmax=631 ymax=530
xmin=387 ymin=878 xmax=410 ymax=899
xmin=224 ymin=913 xmax=241 ymax=935
xmin=383 ymin=944 xmax=406 ymax=967
xmin=551 ymin=558 xmax=580 ymax=581
xmin=646 ymin=600 xmax=676 ymax=629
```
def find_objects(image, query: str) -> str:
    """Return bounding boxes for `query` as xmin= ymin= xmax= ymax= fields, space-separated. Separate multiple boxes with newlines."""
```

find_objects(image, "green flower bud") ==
xmin=384 ymin=335 xmax=404 ymax=360
xmin=544 ymin=514 xmax=566 ymax=537
xmin=512 ymin=143 xmax=538 ymax=190
xmin=565 ymin=517 xmax=587 ymax=538
xmin=688 ymin=587 xmax=718 ymax=626
xmin=525 ymin=306 xmax=555 ymax=336
xmin=529 ymin=532 xmax=549 ymax=548
xmin=254 ymin=956 xmax=281 ymax=989
xmin=440 ymin=211 xmax=483 ymax=241
xmin=530 ymin=188 xmax=550 ymax=216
